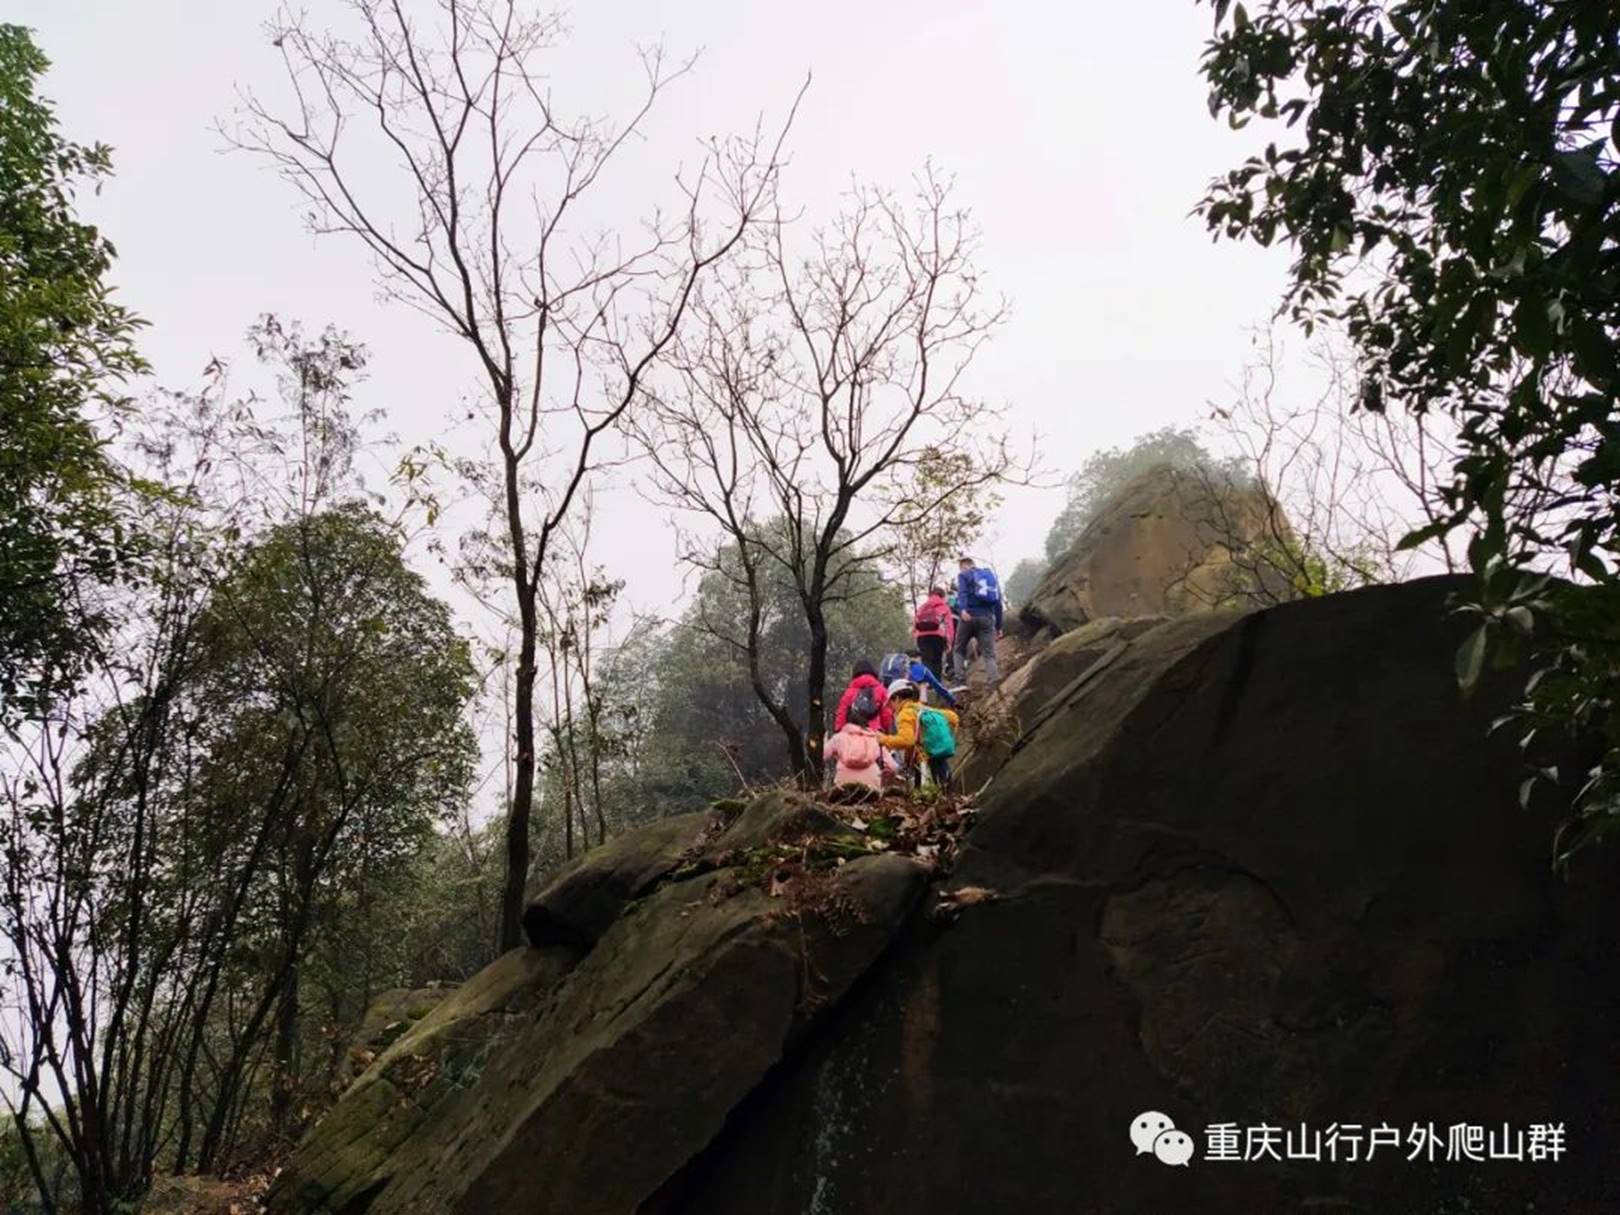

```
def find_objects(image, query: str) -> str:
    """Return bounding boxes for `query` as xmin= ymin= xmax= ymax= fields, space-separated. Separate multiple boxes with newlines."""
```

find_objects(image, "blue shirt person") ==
xmin=953 ymin=556 xmax=1004 ymax=685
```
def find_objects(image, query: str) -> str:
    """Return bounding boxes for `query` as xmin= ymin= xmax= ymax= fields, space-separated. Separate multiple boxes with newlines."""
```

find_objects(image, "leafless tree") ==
xmin=1191 ymin=326 xmax=1465 ymax=606
xmin=230 ymin=0 xmax=798 ymax=947
xmin=633 ymin=169 xmax=1027 ymax=778
xmin=534 ymin=501 xmax=623 ymax=860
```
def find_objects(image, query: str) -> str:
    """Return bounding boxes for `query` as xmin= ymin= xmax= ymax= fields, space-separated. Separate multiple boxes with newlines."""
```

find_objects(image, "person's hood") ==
xmin=839 ymin=722 xmax=876 ymax=735
xmin=851 ymin=673 xmax=884 ymax=688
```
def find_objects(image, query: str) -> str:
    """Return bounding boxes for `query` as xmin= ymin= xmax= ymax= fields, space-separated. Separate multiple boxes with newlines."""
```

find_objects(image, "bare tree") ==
xmin=1187 ymin=326 xmax=1467 ymax=607
xmin=231 ymin=0 xmax=797 ymax=947
xmin=883 ymin=447 xmax=1003 ymax=610
xmin=534 ymin=501 xmax=623 ymax=861
xmin=633 ymin=169 xmax=1026 ymax=779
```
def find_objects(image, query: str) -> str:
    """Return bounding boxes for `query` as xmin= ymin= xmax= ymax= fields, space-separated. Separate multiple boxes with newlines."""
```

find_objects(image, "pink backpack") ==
xmin=840 ymin=728 xmax=881 ymax=771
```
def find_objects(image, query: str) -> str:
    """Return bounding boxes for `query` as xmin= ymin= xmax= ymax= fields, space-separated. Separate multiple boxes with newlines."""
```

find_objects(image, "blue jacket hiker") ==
xmin=954 ymin=556 xmax=1003 ymax=686
xmin=904 ymin=649 xmax=956 ymax=706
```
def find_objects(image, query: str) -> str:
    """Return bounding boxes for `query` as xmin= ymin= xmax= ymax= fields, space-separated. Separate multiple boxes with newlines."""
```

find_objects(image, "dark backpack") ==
xmin=850 ymin=684 xmax=880 ymax=724
xmin=914 ymin=598 xmax=951 ymax=634
xmin=879 ymin=652 xmax=909 ymax=683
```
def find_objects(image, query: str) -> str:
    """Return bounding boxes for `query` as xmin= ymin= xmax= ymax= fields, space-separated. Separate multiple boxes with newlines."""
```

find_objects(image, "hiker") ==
xmin=943 ymin=587 xmax=964 ymax=678
xmin=834 ymin=659 xmax=894 ymax=734
xmin=878 ymin=651 xmax=910 ymax=685
xmin=879 ymin=680 xmax=961 ymax=790
xmin=953 ymin=556 xmax=1004 ymax=686
xmin=821 ymin=700 xmax=887 ymax=793
xmin=903 ymin=648 xmax=957 ymax=707
xmin=911 ymin=585 xmax=955 ymax=680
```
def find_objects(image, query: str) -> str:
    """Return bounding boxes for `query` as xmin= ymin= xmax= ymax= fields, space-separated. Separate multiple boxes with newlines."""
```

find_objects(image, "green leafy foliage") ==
xmin=0 ymin=24 xmax=147 ymax=723
xmin=1199 ymin=0 xmax=1620 ymax=858
xmin=0 ymin=313 xmax=477 ymax=1206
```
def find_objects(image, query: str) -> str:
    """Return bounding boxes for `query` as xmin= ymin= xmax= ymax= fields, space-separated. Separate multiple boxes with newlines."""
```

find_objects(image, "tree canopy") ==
xmin=0 ymin=24 xmax=145 ymax=724
xmin=1199 ymin=0 xmax=1620 ymax=857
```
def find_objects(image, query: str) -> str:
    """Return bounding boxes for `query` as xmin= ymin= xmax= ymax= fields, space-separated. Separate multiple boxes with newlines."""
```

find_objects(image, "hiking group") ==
xmin=822 ymin=556 xmax=1004 ymax=797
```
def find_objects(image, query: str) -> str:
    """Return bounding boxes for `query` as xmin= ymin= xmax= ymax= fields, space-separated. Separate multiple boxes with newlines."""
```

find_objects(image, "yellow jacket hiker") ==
xmin=879 ymin=682 xmax=959 ymax=789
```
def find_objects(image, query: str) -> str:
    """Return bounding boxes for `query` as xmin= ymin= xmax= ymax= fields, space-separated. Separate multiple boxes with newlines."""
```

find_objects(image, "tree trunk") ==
xmin=804 ymin=601 xmax=830 ymax=784
xmin=269 ymin=961 xmax=301 ymax=1139
xmin=498 ymin=373 xmax=539 ymax=950
xmin=499 ymin=598 xmax=538 ymax=950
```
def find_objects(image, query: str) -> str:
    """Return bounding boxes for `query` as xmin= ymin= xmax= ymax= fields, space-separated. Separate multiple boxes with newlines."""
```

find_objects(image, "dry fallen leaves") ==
xmin=932 ymin=884 xmax=1000 ymax=921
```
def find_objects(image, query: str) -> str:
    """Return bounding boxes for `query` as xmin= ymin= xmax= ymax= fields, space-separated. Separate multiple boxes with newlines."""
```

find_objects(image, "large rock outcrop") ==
xmin=954 ymin=613 xmax=1174 ymax=789
xmin=273 ymin=576 xmax=1620 ymax=1214
xmin=1022 ymin=462 xmax=1293 ymax=636
xmin=269 ymin=794 xmax=929 ymax=1215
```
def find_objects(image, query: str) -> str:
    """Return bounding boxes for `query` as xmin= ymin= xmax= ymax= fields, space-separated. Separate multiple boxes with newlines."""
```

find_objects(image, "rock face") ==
xmin=954 ymin=613 xmax=1175 ymax=790
xmin=268 ymin=794 xmax=929 ymax=1215
xmin=346 ymin=984 xmax=457 ymax=1070
xmin=273 ymin=576 xmax=1620 ymax=1214
xmin=1022 ymin=463 xmax=1293 ymax=636
xmin=271 ymin=946 xmax=580 ymax=1213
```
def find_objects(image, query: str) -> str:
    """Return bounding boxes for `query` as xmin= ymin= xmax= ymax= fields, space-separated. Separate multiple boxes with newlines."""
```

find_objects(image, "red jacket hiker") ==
xmin=833 ymin=667 xmax=894 ymax=733
xmin=912 ymin=590 xmax=956 ymax=648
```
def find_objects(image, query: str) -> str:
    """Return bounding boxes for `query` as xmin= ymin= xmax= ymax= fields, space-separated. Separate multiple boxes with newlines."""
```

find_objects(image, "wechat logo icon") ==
xmin=1131 ymin=1110 xmax=1196 ymax=1166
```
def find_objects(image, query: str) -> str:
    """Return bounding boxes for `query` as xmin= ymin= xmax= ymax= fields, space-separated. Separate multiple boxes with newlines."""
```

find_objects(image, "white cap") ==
xmin=887 ymin=679 xmax=916 ymax=697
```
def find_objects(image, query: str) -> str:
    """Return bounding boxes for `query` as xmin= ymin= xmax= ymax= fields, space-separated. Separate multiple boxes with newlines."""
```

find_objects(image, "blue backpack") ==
xmin=878 ymin=652 xmax=909 ymax=683
xmin=964 ymin=568 xmax=1002 ymax=612
xmin=918 ymin=707 xmax=957 ymax=759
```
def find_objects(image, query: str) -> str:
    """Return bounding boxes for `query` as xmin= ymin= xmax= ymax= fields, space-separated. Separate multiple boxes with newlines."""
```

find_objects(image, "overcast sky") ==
xmin=24 ymin=0 xmax=1305 ymax=620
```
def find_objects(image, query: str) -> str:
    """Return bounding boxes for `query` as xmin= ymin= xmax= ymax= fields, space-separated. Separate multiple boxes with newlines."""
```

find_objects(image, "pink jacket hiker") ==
xmin=823 ymin=723 xmax=885 ymax=790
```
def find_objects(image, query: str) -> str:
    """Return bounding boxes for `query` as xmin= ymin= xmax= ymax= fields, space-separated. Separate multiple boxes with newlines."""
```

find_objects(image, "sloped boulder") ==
xmin=269 ymin=946 xmax=580 ymax=1214
xmin=643 ymin=576 xmax=1620 ymax=1214
xmin=524 ymin=809 xmax=718 ymax=949
xmin=698 ymin=789 xmax=847 ymax=862
xmin=347 ymin=984 xmax=457 ymax=1068
xmin=1022 ymin=462 xmax=1293 ymax=635
xmin=270 ymin=793 xmax=929 ymax=1215
xmin=521 ymin=794 xmax=846 ymax=952
xmin=955 ymin=614 xmax=1173 ymax=789
xmin=277 ymin=575 xmax=1620 ymax=1214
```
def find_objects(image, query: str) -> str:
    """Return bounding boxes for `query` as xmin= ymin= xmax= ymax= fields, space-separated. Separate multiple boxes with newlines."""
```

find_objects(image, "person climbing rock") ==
xmin=879 ymin=679 xmax=961 ymax=790
xmin=903 ymin=648 xmax=957 ymax=707
xmin=834 ymin=659 xmax=894 ymax=733
xmin=911 ymin=585 xmax=955 ymax=680
xmin=821 ymin=700 xmax=887 ymax=794
xmin=953 ymin=556 xmax=1004 ymax=686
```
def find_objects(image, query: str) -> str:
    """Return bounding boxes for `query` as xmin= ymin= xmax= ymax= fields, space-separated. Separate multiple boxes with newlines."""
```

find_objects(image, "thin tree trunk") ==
xmin=269 ymin=962 xmax=301 ymax=1138
xmin=500 ymin=598 xmax=538 ymax=949
xmin=560 ymin=664 xmax=587 ymax=857
xmin=499 ymin=393 xmax=537 ymax=948
xmin=804 ymin=603 xmax=830 ymax=785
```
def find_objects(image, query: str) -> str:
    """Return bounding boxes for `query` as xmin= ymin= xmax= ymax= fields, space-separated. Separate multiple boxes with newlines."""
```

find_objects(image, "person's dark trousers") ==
xmin=953 ymin=611 xmax=1000 ymax=683
xmin=918 ymin=634 xmax=947 ymax=680
xmin=929 ymin=755 xmax=952 ymax=789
